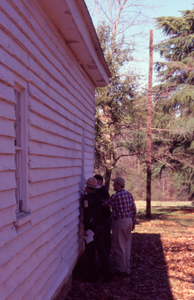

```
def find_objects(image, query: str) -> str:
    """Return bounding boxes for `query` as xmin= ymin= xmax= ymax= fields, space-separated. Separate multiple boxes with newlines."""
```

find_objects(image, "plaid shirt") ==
xmin=103 ymin=188 xmax=136 ymax=224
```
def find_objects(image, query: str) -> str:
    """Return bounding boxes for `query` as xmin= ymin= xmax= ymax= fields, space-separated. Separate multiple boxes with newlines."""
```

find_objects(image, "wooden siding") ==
xmin=0 ymin=0 xmax=96 ymax=299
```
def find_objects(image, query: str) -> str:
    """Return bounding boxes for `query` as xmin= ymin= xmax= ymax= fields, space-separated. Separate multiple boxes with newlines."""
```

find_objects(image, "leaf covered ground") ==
xmin=65 ymin=204 xmax=194 ymax=300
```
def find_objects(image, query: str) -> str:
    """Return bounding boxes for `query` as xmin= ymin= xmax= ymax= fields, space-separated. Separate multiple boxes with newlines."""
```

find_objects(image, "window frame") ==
xmin=14 ymin=78 xmax=29 ymax=215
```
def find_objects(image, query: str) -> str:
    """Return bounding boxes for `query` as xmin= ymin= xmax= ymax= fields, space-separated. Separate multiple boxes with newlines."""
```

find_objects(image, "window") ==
xmin=14 ymin=90 xmax=22 ymax=213
xmin=14 ymin=82 xmax=29 ymax=215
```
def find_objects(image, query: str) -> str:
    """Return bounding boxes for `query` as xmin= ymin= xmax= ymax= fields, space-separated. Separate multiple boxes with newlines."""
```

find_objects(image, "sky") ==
xmin=85 ymin=0 xmax=194 ymax=86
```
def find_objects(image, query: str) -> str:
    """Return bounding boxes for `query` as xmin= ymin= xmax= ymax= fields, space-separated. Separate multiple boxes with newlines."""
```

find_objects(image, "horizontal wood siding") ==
xmin=0 ymin=0 xmax=96 ymax=299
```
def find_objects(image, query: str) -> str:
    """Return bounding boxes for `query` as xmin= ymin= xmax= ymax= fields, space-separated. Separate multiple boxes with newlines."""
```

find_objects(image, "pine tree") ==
xmin=153 ymin=9 xmax=194 ymax=198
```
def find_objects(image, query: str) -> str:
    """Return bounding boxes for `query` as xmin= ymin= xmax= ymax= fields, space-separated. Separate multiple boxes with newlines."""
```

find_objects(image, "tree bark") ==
xmin=104 ymin=168 xmax=112 ymax=191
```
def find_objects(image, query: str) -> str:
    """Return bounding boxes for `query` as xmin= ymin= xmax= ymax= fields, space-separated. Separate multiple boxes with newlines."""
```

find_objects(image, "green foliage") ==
xmin=153 ymin=8 xmax=194 ymax=199
xmin=94 ymin=23 xmax=146 ymax=188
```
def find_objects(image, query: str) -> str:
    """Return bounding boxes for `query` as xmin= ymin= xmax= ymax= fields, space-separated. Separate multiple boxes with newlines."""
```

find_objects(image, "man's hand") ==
xmin=80 ymin=187 xmax=87 ymax=201
xmin=83 ymin=230 xmax=88 ymax=236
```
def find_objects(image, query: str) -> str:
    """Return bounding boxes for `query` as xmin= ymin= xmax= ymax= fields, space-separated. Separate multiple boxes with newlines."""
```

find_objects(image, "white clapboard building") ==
xmin=0 ymin=0 xmax=111 ymax=299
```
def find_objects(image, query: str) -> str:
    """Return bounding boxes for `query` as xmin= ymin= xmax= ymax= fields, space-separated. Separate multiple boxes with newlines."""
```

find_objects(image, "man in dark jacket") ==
xmin=82 ymin=177 xmax=113 ymax=281
xmin=94 ymin=175 xmax=112 ymax=257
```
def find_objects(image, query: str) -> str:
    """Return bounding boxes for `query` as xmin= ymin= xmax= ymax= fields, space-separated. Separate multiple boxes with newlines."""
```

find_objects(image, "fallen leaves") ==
xmin=64 ymin=206 xmax=194 ymax=300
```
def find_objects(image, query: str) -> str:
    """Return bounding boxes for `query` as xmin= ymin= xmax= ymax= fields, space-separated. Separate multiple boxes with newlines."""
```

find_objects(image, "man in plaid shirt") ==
xmin=103 ymin=177 xmax=136 ymax=277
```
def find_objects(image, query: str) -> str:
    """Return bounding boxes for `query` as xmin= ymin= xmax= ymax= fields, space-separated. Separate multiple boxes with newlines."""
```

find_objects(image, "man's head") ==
xmin=94 ymin=174 xmax=103 ymax=187
xmin=86 ymin=177 xmax=100 ymax=192
xmin=112 ymin=177 xmax=125 ymax=191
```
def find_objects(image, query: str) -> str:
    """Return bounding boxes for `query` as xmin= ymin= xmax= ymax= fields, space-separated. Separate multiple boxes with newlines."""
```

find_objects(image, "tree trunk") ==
xmin=146 ymin=29 xmax=153 ymax=219
xmin=104 ymin=168 xmax=112 ymax=191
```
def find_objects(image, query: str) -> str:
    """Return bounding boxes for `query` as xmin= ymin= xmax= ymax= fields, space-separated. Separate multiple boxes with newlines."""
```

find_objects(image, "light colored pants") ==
xmin=112 ymin=217 xmax=132 ymax=274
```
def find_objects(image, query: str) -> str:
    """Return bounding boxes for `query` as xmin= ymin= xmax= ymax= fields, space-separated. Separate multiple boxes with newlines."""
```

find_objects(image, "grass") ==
xmin=136 ymin=200 xmax=194 ymax=210
xmin=136 ymin=201 xmax=194 ymax=229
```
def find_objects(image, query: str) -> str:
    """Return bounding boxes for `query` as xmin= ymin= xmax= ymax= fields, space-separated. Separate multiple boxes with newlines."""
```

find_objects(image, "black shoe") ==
xmin=85 ymin=275 xmax=99 ymax=282
xmin=89 ymin=276 xmax=99 ymax=282
xmin=102 ymin=273 xmax=114 ymax=282
xmin=115 ymin=270 xmax=126 ymax=277
xmin=97 ymin=267 xmax=103 ymax=274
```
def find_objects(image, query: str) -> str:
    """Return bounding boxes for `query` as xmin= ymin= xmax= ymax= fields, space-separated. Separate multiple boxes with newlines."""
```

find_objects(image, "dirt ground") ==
xmin=64 ymin=205 xmax=194 ymax=300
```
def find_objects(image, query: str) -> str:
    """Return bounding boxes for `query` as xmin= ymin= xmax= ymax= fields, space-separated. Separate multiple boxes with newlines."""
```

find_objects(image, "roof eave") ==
xmin=38 ymin=0 xmax=111 ymax=87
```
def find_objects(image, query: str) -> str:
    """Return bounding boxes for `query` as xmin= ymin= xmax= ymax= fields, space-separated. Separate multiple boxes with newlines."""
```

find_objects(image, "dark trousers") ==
xmin=103 ymin=216 xmax=113 ymax=257
xmin=85 ymin=225 xmax=112 ymax=279
xmin=85 ymin=240 xmax=98 ymax=280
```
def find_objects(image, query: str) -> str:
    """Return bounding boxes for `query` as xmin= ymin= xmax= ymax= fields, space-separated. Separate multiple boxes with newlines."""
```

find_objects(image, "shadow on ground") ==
xmin=65 ymin=233 xmax=173 ymax=300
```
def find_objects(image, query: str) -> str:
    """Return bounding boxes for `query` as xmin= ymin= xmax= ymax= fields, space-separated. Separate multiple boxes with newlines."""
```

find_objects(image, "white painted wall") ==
xmin=0 ymin=0 xmax=110 ymax=299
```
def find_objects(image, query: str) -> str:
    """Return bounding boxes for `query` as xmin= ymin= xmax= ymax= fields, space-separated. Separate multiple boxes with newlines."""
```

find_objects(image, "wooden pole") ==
xmin=146 ymin=29 xmax=153 ymax=218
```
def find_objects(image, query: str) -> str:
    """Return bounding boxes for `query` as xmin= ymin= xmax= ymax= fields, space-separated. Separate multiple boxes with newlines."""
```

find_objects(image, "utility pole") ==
xmin=146 ymin=29 xmax=153 ymax=218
